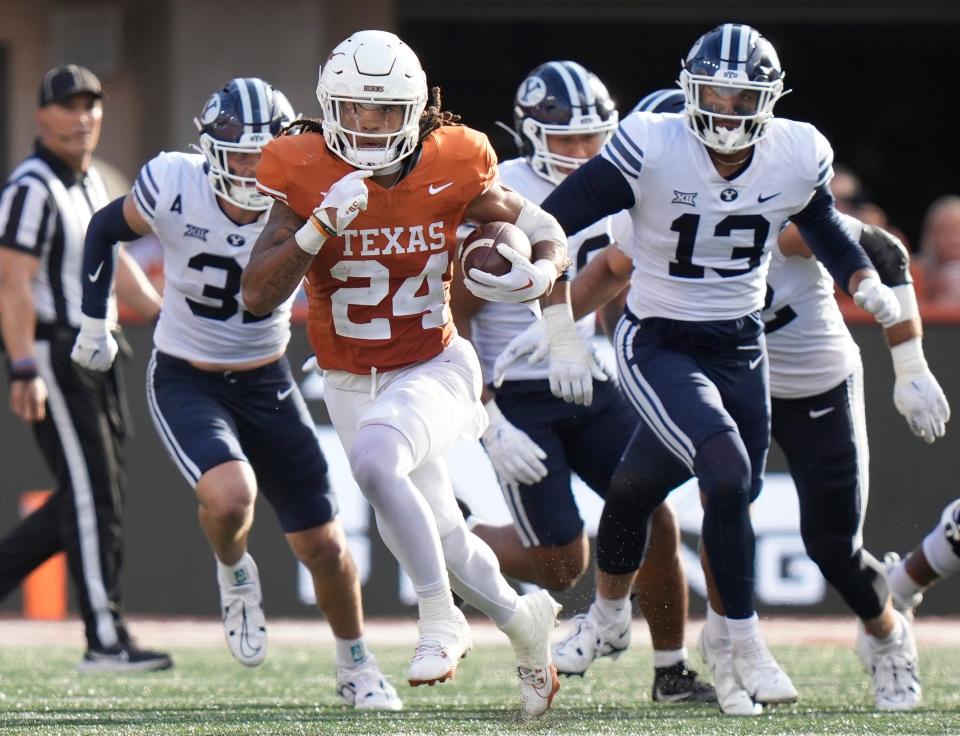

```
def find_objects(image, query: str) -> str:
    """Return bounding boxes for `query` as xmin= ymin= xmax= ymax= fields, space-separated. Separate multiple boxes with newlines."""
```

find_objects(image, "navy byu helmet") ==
xmin=513 ymin=61 xmax=618 ymax=185
xmin=679 ymin=24 xmax=786 ymax=153
xmin=194 ymin=77 xmax=295 ymax=211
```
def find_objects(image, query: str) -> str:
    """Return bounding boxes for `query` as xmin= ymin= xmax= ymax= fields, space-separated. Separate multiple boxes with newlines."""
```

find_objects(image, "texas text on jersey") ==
xmin=257 ymin=125 xmax=497 ymax=374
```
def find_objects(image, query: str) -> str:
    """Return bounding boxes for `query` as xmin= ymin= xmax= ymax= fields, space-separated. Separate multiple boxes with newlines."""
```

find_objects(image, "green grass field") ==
xmin=1 ymin=641 xmax=959 ymax=735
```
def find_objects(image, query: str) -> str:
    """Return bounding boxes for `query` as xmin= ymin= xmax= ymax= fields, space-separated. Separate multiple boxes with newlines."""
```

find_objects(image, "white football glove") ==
xmin=481 ymin=399 xmax=548 ymax=493
xmin=542 ymin=303 xmax=607 ymax=405
xmin=70 ymin=315 xmax=119 ymax=372
xmin=465 ymin=244 xmax=556 ymax=303
xmin=295 ymin=170 xmax=372 ymax=254
xmin=492 ymin=319 xmax=549 ymax=388
xmin=891 ymin=338 xmax=950 ymax=443
xmin=853 ymin=276 xmax=901 ymax=327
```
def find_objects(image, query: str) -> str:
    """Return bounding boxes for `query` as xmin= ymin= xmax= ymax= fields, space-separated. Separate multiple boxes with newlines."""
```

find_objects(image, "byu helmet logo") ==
xmin=518 ymin=76 xmax=547 ymax=106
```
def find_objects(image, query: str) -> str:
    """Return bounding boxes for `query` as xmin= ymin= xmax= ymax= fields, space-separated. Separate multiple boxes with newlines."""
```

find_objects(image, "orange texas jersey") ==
xmin=256 ymin=126 xmax=497 ymax=374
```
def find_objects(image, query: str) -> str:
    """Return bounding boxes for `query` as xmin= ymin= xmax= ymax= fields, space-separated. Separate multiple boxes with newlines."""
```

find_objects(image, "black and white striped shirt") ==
xmin=0 ymin=142 xmax=112 ymax=329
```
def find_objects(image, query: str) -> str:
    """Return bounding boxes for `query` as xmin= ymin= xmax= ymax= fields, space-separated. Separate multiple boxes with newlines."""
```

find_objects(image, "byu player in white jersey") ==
xmin=451 ymin=61 xmax=716 ymax=704
xmin=72 ymin=78 xmax=400 ymax=710
xmin=503 ymin=25 xmax=902 ymax=714
xmin=768 ymin=216 xmax=946 ymax=711
xmin=542 ymin=87 xmax=947 ymax=712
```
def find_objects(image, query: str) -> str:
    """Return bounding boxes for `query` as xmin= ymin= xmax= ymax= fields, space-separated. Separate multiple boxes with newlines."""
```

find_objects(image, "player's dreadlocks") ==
xmin=418 ymin=86 xmax=461 ymax=141
xmin=279 ymin=86 xmax=461 ymax=142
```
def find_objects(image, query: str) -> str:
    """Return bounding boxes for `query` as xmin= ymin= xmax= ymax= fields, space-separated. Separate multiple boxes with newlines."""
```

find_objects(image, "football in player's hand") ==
xmin=458 ymin=222 xmax=532 ymax=281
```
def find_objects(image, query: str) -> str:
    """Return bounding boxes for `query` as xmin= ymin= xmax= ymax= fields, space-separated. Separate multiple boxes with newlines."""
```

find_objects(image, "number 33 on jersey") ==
xmin=256 ymin=125 xmax=497 ymax=374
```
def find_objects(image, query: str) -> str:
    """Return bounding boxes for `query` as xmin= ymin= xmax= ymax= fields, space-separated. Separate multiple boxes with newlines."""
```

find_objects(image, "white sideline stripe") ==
xmin=614 ymin=319 xmax=696 ymax=468
xmin=145 ymin=350 xmax=202 ymax=485
xmin=847 ymin=365 xmax=870 ymax=551
xmin=35 ymin=342 xmax=118 ymax=648
xmin=501 ymin=482 xmax=539 ymax=548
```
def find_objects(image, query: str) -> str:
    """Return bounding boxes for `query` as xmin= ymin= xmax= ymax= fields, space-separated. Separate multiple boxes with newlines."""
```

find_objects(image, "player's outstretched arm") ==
xmin=241 ymin=200 xmax=312 ymax=316
xmin=858 ymin=224 xmax=950 ymax=442
xmin=72 ymin=193 xmax=153 ymax=372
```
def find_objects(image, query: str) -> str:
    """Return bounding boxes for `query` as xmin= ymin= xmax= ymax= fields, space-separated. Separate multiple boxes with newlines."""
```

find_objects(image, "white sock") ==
xmin=705 ymin=604 xmax=728 ymax=640
xmin=870 ymin=616 xmax=904 ymax=648
xmin=335 ymin=636 xmax=369 ymax=669
xmin=886 ymin=559 xmax=925 ymax=602
xmin=725 ymin=612 xmax=761 ymax=643
xmin=654 ymin=647 xmax=688 ymax=668
xmin=418 ymin=589 xmax=457 ymax=623
xmin=441 ymin=523 xmax=518 ymax=627
xmin=594 ymin=594 xmax=631 ymax=623
xmin=217 ymin=552 xmax=257 ymax=588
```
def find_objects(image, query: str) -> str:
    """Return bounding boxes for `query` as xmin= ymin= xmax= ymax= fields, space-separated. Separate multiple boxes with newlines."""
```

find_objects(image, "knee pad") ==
xmin=696 ymin=432 xmax=751 ymax=511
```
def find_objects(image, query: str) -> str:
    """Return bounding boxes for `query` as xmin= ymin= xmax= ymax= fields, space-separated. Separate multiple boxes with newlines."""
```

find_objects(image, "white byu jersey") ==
xmin=469 ymin=157 xmax=632 ymax=383
xmin=132 ymin=152 xmax=293 ymax=364
xmin=764 ymin=221 xmax=862 ymax=399
xmin=604 ymin=113 xmax=834 ymax=321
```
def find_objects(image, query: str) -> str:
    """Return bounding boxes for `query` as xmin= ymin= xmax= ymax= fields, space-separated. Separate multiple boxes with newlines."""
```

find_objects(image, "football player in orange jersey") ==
xmin=240 ymin=30 xmax=594 ymax=717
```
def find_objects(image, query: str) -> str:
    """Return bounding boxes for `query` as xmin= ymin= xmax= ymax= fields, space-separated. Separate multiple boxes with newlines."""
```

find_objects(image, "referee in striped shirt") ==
xmin=0 ymin=65 xmax=171 ymax=672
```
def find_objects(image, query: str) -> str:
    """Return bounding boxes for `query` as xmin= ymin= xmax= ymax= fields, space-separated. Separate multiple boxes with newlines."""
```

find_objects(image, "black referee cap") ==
xmin=38 ymin=65 xmax=103 ymax=107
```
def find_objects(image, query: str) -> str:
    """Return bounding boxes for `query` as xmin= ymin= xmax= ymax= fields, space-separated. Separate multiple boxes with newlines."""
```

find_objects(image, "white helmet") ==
xmin=317 ymin=30 xmax=428 ymax=171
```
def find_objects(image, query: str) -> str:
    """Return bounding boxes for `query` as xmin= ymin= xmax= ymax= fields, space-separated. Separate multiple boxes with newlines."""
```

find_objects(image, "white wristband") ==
xmin=483 ymin=397 xmax=504 ymax=424
xmin=294 ymin=218 xmax=327 ymax=256
xmin=79 ymin=314 xmax=110 ymax=335
xmin=891 ymin=284 xmax=920 ymax=324
xmin=891 ymin=337 xmax=928 ymax=379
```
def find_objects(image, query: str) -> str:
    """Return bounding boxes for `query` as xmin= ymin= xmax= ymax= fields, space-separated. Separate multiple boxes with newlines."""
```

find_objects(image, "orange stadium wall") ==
xmin=1 ymin=323 xmax=958 ymax=619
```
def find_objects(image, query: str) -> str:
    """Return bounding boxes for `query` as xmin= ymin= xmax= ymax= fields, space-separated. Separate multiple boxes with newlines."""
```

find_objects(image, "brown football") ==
xmin=458 ymin=221 xmax=532 ymax=281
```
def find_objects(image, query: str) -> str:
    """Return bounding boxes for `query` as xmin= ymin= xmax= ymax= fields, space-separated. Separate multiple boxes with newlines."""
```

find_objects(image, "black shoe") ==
xmin=77 ymin=644 xmax=173 ymax=673
xmin=652 ymin=661 xmax=717 ymax=703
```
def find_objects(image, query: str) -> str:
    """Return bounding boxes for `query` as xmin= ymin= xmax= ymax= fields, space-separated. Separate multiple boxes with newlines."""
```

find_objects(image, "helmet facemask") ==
xmin=522 ymin=114 xmax=618 ymax=185
xmin=680 ymin=69 xmax=783 ymax=153
xmin=319 ymin=95 xmax=425 ymax=171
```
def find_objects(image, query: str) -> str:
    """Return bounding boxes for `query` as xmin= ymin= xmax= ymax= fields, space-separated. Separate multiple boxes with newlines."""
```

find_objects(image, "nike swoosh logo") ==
xmin=748 ymin=355 xmax=763 ymax=370
xmin=757 ymin=192 xmax=782 ymax=203
xmin=88 ymin=262 xmax=104 ymax=282
xmin=809 ymin=407 xmax=835 ymax=419
xmin=428 ymin=182 xmax=453 ymax=195
xmin=277 ymin=385 xmax=295 ymax=401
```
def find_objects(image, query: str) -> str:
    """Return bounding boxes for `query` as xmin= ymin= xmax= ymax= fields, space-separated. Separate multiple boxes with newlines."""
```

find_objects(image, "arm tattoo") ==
xmin=244 ymin=203 xmax=313 ymax=312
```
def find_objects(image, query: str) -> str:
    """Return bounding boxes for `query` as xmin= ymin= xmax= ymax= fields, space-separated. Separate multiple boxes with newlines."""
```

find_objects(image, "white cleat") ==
xmin=858 ymin=610 xmax=922 ymax=712
xmin=552 ymin=602 xmax=631 ymax=676
xmin=337 ymin=654 xmax=403 ymax=711
xmin=697 ymin=627 xmax=761 ymax=716
xmin=407 ymin=607 xmax=472 ymax=687
xmin=731 ymin=634 xmax=799 ymax=705
xmin=504 ymin=590 xmax=562 ymax=717
xmin=218 ymin=555 xmax=267 ymax=667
